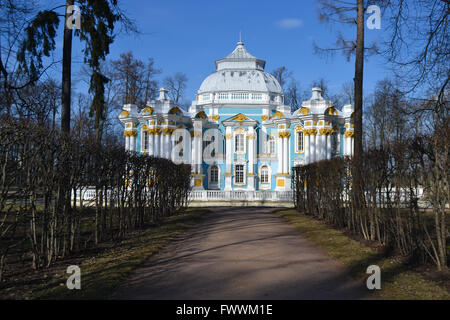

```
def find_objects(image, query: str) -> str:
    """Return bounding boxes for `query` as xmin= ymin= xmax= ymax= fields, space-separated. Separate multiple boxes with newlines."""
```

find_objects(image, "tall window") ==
xmin=142 ymin=131 xmax=149 ymax=151
xmin=260 ymin=165 xmax=269 ymax=184
xmin=235 ymin=133 xmax=245 ymax=153
xmin=235 ymin=165 xmax=244 ymax=184
xmin=331 ymin=133 xmax=338 ymax=154
xmin=210 ymin=165 xmax=219 ymax=184
xmin=296 ymin=131 xmax=304 ymax=153
xmin=267 ymin=136 xmax=276 ymax=154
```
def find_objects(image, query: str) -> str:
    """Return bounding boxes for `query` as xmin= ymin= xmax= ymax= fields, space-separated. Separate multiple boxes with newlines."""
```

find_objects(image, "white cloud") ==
xmin=276 ymin=18 xmax=303 ymax=29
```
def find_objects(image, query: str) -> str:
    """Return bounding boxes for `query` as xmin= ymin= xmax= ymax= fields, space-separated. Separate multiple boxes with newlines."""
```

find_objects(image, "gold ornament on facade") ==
xmin=319 ymin=128 xmax=334 ymax=136
xmin=261 ymin=115 xmax=268 ymax=121
xmin=247 ymin=134 xmax=255 ymax=140
xmin=298 ymin=107 xmax=310 ymax=116
xmin=271 ymin=111 xmax=284 ymax=120
xmin=344 ymin=131 xmax=354 ymax=138
xmin=303 ymin=128 xmax=317 ymax=136
xmin=230 ymin=113 xmax=251 ymax=124
xmin=225 ymin=133 xmax=233 ymax=140
xmin=213 ymin=115 xmax=220 ymax=121
xmin=278 ymin=131 xmax=291 ymax=138
xmin=142 ymin=107 xmax=154 ymax=115
xmin=163 ymin=128 xmax=175 ymax=135
xmin=119 ymin=110 xmax=129 ymax=118
xmin=123 ymin=130 xmax=137 ymax=137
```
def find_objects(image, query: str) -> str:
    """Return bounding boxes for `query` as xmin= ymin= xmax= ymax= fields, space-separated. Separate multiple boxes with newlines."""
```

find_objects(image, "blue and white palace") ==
xmin=119 ymin=42 xmax=354 ymax=205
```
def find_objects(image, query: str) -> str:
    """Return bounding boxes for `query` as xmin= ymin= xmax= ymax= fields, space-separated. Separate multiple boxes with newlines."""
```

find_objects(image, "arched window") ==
xmin=210 ymin=165 xmax=219 ymax=184
xmin=296 ymin=131 xmax=304 ymax=153
xmin=260 ymin=165 xmax=269 ymax=184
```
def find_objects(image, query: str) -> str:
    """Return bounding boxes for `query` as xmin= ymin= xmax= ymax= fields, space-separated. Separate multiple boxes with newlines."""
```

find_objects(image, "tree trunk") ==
xmin=352 ymin=0 xmax=365 ymax=216
xmin=61 ymin=0 xmax=74 ymax=134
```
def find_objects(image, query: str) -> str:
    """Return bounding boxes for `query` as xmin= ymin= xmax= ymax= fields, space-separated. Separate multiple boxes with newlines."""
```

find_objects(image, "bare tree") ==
xmin=163 ymin=72 xmax=188 ymax=104
xmin=271 ymin=66 xmax=293 ymax=91
xmin=111 ymin=52 xmax=160 ymax=106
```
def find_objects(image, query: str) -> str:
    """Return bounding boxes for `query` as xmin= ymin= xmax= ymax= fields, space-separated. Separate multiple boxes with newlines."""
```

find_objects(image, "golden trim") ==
xmin=271 ymin=111 xmax=284 ymax=120
xmin=119 ymin=110 xmax=129 ymax=118
xmin=277 ymin=179 xmax=285 ymax=187
xmin=298 ymin=107 xmax=310 ymax=116
xmin=278 ymin=131 xmax=291 ymax=138
xmin=142 ymin=107 xmax=154 ymax=115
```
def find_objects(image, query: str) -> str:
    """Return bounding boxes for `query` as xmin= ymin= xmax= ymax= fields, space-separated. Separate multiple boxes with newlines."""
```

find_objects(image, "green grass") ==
xmin=277 ymin=209 xmax=450 ymax=300
xmin=27 ymin=208 xmax=211 ymax=300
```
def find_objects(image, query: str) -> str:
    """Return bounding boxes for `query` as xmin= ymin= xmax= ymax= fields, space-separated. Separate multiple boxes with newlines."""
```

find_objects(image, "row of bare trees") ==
xmin=293 ymin=128 xmax=448 ymax=270
xmin=0 ymin=116 xmax=191 ymax=281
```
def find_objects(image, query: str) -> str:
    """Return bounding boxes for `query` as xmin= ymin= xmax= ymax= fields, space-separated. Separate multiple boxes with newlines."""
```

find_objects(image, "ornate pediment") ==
xmin=222 ymin=113 xmax=257 ymax=126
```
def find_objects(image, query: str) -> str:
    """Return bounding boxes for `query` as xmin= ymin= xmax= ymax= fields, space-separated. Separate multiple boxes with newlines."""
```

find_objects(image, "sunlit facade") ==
xmin=119 ymin=41 xmax=354 ymax=195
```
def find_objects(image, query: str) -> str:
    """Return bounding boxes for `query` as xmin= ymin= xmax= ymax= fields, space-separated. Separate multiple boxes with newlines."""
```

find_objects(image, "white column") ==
xmin=191 ymin=132 xmax=196 ymax=171
xmin=197 ymin=131 xmax=202 ymax=173
xmin=154 ymin=131 xmax=160 ymax=157
xmin=320 ymin=132 xmax=326 ymax=161
xmin=170 ymin=134 xmax=176 ymax=161
xmin=284 ymin=134 xmax=290 ymax=173
xmin=344 ymin=135 xmax=350 ymax=156
xmin=149 ymin=132 xmax=154 ymax=156
xmin=130 ymin=135 xmax=136 ymax=152
xmin=311 ymin=133 xmax=316 ymax=163
xmin=351 ymin=137 xmax=354 ymax=156
xmin=326 ymin=134 xmax=332 ymax=160
xmin=277 ymin=132 xmax=283 ymax=173
xmin=305 ymin=134 xmax=310 ymax=164
xmin=315 ymin=130 xmax=321 ymax=161
xmin=159 ymin=133 xmax=164 ymax=158
xmin=225 ymin=126 xmax=232 ymax=190
xmin=125 ymin=135 xmax=129 ymax=151
xmin=285 ymin=133 xmax=291 ymax=189
xmin=248 ymin=127 xmax=255 ymax=191
xmin=282 ymin=136 xmax=287 ymax=173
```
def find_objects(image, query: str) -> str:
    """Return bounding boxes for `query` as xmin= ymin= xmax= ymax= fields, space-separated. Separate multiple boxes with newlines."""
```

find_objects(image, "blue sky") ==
xmin=45 ymin=0 xmax=391 ymax=107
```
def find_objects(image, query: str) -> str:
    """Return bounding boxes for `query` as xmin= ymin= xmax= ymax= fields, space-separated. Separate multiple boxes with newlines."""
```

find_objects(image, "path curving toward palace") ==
xmin=113 ymin=207 xmax=372 ymax=300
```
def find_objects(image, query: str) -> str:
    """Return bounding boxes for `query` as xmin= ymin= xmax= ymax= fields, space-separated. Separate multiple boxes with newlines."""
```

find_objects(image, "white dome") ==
xmin=198 ymin=69 xmax=282 ymax=94
xmin=197 ymin=42 xmax=283 ymax=95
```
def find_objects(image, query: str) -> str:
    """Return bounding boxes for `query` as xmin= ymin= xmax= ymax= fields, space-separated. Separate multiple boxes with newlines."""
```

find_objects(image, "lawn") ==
xmin=0 ymin=208 xmax=211 ymax=300
xmin=276 ymin=209 xmax=450 ymax=300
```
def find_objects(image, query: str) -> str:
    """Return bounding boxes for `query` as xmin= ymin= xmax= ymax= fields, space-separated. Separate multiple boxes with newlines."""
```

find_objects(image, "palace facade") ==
xmin=119 ymin=41 xmax=354 ymax=197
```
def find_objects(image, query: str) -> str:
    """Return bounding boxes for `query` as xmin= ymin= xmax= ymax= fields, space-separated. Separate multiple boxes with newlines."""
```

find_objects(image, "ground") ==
xmin=2 ymin=207 xmax=448 ymax=300
xmin=113 ymin=207 xmax=372 ymax=299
